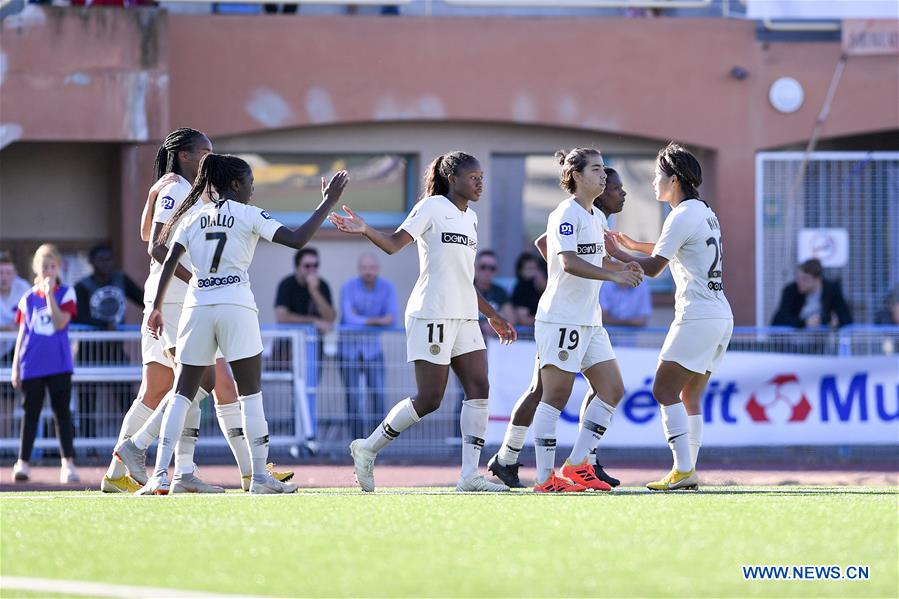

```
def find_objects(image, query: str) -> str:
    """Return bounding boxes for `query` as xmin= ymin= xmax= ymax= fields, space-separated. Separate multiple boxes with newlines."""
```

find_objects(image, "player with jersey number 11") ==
xmin=608 ymin=142 xmax=733 ymax=491
xmin=329 ymin=151 xmax=517 ymax=493
xmin=140 ymin=153 xmax=349 ymax=494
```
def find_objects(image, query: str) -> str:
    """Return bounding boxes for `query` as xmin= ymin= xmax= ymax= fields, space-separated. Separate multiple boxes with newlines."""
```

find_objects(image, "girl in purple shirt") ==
xmin=10 ymin=244 xmax=79 ymax=484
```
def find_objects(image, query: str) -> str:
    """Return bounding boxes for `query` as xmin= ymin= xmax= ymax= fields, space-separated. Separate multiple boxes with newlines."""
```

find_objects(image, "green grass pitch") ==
xmin=2 ymin=487 xmax=896 ymax=597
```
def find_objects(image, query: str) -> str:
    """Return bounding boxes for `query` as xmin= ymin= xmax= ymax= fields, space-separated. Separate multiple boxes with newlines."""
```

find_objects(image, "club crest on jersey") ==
xmin=559 ymin=222 xmax=574 ymax=236
xmin=442 ymin=232 xmax=477 ymax=250
xmin=261 ymin=210 xmax=272 ymax=219
xmin=161 ymin=196 xmax=175 ymax=210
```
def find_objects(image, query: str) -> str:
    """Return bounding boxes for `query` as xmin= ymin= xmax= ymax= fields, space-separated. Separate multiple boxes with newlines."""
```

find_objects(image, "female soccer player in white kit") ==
xmin=328 ymin=151 xmax=517 ymax=493
xmin=108 ymin=128 xmax=291 ymax=494
xmin=530 ymin=149 xmax=643 ymax=493
xmin=138 ymin=153 xmax=348 ymax=494
xmin=610 ymin=142 xmax=733 ymax=490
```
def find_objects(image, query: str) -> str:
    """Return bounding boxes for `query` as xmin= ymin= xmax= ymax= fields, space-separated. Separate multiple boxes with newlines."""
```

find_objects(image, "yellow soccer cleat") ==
xmin=242 ymin=463 xmax=295 ymax=492
xmin=646 ymin=468 xmax=699 ymax=491
xmin=100 ymin=474 xmax=142 ymax=494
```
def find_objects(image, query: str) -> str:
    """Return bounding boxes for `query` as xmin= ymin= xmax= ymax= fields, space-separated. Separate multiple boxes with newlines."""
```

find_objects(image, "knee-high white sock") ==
xmin=106 ymin=399 xmax=154 ymax=478
xmin=152 ymin=394 xmax=191 ymax=478
xmin=216 ymin=401 xmax=251 ymax=478
xmin=460 ymin=399 xmax=488 ymax=479
xmin=533 ymin=402 xmax=561 ymax=485
xmin=568 ymin=397 xmax=615 ymax=465
xmin=688 ymin=414 xmax=703 ymax=467
xmin=363 ymin=398 xmax=420 ymax=454
xmin=132 ymin=394 xmax=170 ymax=450
xmin=239 ymin=392 xmax=269 ymax=482
xmin=661 ymin=402 xmax=692 ymax=473
xmin=497 ymin=424 xmax=528 ymax=466
xmin=174 ymin=388 xmax=208 ymax=476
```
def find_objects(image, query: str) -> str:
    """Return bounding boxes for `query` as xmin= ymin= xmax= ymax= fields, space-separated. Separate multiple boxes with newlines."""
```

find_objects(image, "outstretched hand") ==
xmin=488 ymin=316 xmax=518 ymax=345
xmin=610 ymin=230 xmax=639 ymax=251
xmin=322 ymin=170 xmax=349 ymax=206
xmin=328 ymin=205 xmax=368 ymax=235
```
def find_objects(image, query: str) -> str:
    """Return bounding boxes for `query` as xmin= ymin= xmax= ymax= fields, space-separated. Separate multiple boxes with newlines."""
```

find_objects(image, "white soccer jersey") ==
xmin=171 ymin=200 xmax=283 ymax=310
xmin=144 ymin=175 xmax=194 ymax=305
xmin=536 ymin=198 xmax=607 ymax=327
xmin=399 ymin=195 xmax=479 ymax=320
xmin=653 ymin=199 xmax=733 ymax=320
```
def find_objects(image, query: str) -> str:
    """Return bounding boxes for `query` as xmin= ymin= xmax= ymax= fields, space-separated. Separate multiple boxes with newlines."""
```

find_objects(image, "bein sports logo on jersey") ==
xmin=559 ymin=222 xmax=574 ymax=236
xmin=442 ymin=232 xmax=477 ymax=249
xmin=577 ymin=243 xmax=601 ymax=255
xmin=161 ymin=196 xmax=176 ymax=210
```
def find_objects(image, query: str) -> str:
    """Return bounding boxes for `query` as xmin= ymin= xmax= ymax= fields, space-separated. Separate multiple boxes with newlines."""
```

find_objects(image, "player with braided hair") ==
xmin=329 ymin=151 xmax=517 ymax=493
xmin=138 ymin=154 xmax=348 ymax=494
xmin=609 ymin=142 xmax=733 ymax=491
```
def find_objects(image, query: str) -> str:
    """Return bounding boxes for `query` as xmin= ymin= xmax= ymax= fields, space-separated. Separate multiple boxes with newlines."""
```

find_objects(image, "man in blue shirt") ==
xmin=339 ymin=253 xmax=398 ymax=440
xmin=599 ymin=279 xmax=652 ymax=327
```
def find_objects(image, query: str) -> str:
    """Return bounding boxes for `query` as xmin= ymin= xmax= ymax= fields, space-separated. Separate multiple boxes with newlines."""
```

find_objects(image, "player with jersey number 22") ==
xmin=608 ymin=142 xmax=733 ymax=491
xmin=141 ymin=153 xmax=348 ymax=494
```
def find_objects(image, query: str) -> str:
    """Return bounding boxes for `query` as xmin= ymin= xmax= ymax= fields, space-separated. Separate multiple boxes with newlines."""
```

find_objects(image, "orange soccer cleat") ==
xmin=533 ymin=471 xmax=589 ymax=493
xmin=561 ymin=459 xmax=613 ymax=491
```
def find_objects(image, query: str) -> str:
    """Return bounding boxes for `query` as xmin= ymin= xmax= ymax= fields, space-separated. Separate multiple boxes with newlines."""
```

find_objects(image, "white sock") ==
xmin=533 ymin=402 xmax=561 ymax=485
xmin=363 ymin=398 xmax=420 ymax=454
xmin=106 ymin=399 xmax=153 ymax=478
xmin=568 ymin=397 xmax=615 ymax=465
xmin=132 ymin=394 xmax=170 ymax=450
xmin=497 ymin=424 xmax=528 ymax=466
xmin=587 ymin=449 xmax=598 ymax=466
xmin=688 ymin=414 xmax=703 ymax=467
xmin=174 ymin=388 xmax=207 ymax=476
xmin=239 ymin=392 xmax=269 ymax=482
xmin=216 ymin=401 xmax=251 ymax=478
xmin=152 ymin=394 xmax=191 ymax=478
xmin=661 ymin=402 xmax=693 ymax=473
xmin=460 ymin=398 xmax=488 ymax=480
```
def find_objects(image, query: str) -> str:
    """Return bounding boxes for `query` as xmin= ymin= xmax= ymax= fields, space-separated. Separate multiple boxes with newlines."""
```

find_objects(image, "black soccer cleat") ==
xmin=487 ymin=453 xmax=525 ymax=489
xmin=593 ymin=463 xmax=621 ymax=488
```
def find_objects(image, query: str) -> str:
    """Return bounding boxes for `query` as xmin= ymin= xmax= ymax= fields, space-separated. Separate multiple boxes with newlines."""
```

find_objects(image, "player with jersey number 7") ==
xmin=139 ymin=153 xmax=348 ymax=495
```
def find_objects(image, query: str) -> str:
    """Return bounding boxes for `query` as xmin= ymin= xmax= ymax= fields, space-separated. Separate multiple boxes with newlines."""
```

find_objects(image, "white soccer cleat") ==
xmin=113 ymin=438 xmax=149 ymax=485
xmin=171 ymin=471 xmax=225 ymax=494
xmin=249 ymin=474 xmax=298 ymax=495
xmin=12 ymin=460 xmax=30 ymax=482
xmin=59 ymin=461 xmax=80 ymax=484
xmin=349 ymin=439 xmax=376 ymax=492
xmin=456 ymin=473 xmax=510 ymax=492
xmin=135 ymin=473 xmax=171 ymax=496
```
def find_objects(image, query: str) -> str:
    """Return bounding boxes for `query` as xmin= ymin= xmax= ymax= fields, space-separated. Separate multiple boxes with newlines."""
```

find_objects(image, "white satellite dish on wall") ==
xmin=769 ymin=77 xmax=805 ymax=113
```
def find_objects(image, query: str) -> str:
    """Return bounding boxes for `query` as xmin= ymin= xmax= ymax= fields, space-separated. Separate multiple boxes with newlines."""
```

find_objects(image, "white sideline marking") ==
xmin=0 ymin=576 xmax=264 ymax=598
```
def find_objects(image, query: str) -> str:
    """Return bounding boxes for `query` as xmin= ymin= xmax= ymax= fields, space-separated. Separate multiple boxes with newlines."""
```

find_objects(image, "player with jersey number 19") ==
xmin=609 ymin=142 xmax=733 ymax=491
xmin=529 ymin=149 xmax=643 ymax=493
xmin=329 ymin=151 xmax=517 ymax=493
xmin=139 ymin=153 xmax=349 ymax=495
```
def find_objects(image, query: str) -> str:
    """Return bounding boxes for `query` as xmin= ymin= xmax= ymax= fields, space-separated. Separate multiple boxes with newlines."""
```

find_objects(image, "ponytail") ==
xmin=423 ymin=151 xmax=478 ymax=198
xmin=156 ymin=153 xmax=251 ymax=246
xmin=555 ymin=148 xmax=602 ymax=194
xmin=153 ymin=127 xmax=206 ymax=180
xmin=657 ymin=142 xmax=702 ymax=200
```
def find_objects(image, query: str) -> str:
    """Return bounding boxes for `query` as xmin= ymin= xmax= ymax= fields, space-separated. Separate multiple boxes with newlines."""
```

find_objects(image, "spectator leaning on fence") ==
xmin=1 ymin=251 xmax=32 ymax=361
xmin=10 ymin=244 xmax=80 ymax=484
xmin=338 ymin=252 xmax=398 ymax=440
xmin=771 ymin=258 xmax=853 ymax=329
xmin=599 ymin=278 xmax=652 ymax=327
xmin=73 ymin=244 xmax=143 ymax=330
xmin=474 ymin=250 xmax=515 ymax=339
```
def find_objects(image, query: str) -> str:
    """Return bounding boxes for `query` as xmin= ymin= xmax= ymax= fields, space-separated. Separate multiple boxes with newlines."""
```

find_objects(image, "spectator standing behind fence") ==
xmin=10 ymin=245 xmax=80 ymax=484
xmin=874 ymin=286 xmax=899 ymax=325
xmin=474 ymin=250 xmax=515 ymax=339
xmin=338 ymin=253 xmax=398 ymax=440
xmin=599 ymin=279 xmax=652 ymax=327
xmin=771 ymin=258 xmax=852 ymax=329
xmin=73 ymin=244 xmax=143 ymax=330
xmin=1 ymin=251 xmax=32 ymax=363
xmin=275 ymin=248 xmax=337 ymax=362
xmin=511 ymin=252 xmax=546 ymax=327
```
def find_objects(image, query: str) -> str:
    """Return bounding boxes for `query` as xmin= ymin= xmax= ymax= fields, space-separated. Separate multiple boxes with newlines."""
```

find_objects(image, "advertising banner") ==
xmin=486 ymin=339 xmax=898 ymax=447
